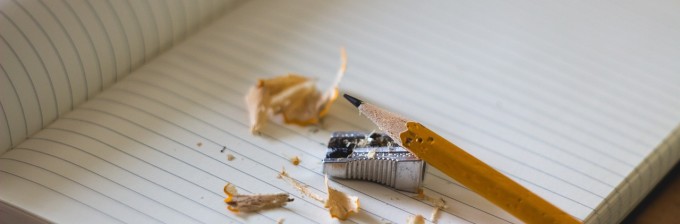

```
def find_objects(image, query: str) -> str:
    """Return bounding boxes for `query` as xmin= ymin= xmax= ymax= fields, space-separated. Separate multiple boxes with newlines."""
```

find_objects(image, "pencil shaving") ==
xmin=226 ymin=194 xmax=292 ymax=213
xmin=415 ymin=188 xmax=447 ymax=222
xmin=245 ymin=49 xmax=347 ymax=133
xmin=224 ymin=183 xmax=239 ymax=195
xmin=278 ymin=168 xmax=360 ymax=220
xmin=324 ymin=176 xmax=360 ymax=220
xmin=407 ymin=215 xmax=426 ymax=224
xmin=366 ymin=148 xmax=377 ymax=159
xmin=290 ymin=156 xmax=301 ymax=166
xmin=223 ymin=183 xmax=293 ymax=213
xmin=430 ymin=197 xmax=446 ymax=222
xmin=278 ymin=169 xmax=325 ymax=202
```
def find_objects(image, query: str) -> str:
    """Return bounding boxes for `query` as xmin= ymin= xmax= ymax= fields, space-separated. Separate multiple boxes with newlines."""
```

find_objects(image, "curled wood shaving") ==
xmin=224 ymin=183 xmax=239 ymax=195
xmin=245 ymin=49 xmax=347 ymax=133
xmin=223 ymin=183 xmax=293 ymax=213
xmin=324 ymin=176 xmax=360 ymax=220
xmin=278 ymin=168 xmax=360 ymax=220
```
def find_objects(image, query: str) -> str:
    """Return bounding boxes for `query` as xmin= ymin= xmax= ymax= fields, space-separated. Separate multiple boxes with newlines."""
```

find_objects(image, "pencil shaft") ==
xmin=351 ymin=99 xmax=580 ymax=224
xmin=400 ymin=122 xmax=580 ymax=224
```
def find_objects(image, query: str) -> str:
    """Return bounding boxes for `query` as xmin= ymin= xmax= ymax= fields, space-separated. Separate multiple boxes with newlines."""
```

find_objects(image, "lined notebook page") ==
xmin=1 ymin=0 xmax=679 ymax=223
xmin=0 ymin=0 xmax=239 ymax=153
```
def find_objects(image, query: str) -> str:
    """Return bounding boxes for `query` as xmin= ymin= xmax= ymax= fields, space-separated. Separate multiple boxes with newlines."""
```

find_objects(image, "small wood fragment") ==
xmin=278 ymin=168 xmax=360 ymax=220
xmin=224 ymin=183 xmax=239 ymax=195
xmin=430 ymin=197 xmax=446 ymax=223
xmin=366 ymin=148 xmax=377 ymax=159
xmin=407 ymin=215 xmax=426 ymax=224
xmin=227 ymin=154 xmax=235 ymax=161
xmin=223 ymin=183 xmax=293 ymax=213
xmin=414 ymin=188 xmax=447 ymax=222
xmin=290 ymin=156 xmax=301 ymax=166
xmin=324 ymin=176 xmax=360 ymax=220
xmin=278 ymin=169 xmax=325 ymax=202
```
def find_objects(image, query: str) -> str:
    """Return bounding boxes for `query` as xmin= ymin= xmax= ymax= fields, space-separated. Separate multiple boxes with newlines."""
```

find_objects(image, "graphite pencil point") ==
xmin=343 ymin=94 xmax=363 ymax=108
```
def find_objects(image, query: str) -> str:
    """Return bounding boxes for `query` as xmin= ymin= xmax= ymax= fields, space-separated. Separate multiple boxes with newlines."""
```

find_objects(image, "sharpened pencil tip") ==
xmin=343 ymin=94 xmax=363 ymax=108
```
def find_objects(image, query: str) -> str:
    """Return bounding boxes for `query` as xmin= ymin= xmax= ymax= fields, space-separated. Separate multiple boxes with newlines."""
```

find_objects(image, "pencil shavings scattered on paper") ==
xmin=245 ymin=49 xmax=347 ymax=133
xmin=223 ymin=183 xmax=293 ymax=213
xmin=415 ymin=188 xmax=448 ymax=222
xmin=278 ymin=168 xmax=359 ymax=220
xmin=407 ymin=215 xmax=426 ymax=224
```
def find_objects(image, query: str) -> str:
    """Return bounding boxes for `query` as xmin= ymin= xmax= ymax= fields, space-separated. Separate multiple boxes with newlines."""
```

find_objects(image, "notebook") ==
xmin=1 ymin=0 xmax=679 ymax=223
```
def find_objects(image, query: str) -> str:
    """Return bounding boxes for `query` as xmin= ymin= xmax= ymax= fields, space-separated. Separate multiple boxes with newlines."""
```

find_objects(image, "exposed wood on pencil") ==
xmin=343 ymin=94 xmax=409 ymax=145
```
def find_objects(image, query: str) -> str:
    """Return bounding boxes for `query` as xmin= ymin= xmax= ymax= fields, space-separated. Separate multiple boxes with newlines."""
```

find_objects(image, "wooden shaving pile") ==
xmin=223 ymin=183 xmax=293 ymax=213
xmin=245 ymin=49 xmax=347 ymax=133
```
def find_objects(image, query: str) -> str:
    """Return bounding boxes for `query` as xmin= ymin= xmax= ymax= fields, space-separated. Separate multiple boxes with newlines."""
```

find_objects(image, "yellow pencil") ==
xmin=343 ymin=94 xmax=581 ymax=224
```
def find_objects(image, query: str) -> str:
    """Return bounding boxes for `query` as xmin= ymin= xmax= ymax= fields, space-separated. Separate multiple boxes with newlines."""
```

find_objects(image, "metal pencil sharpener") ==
xmin=322 ymin=131 xmax=425 ymax=193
